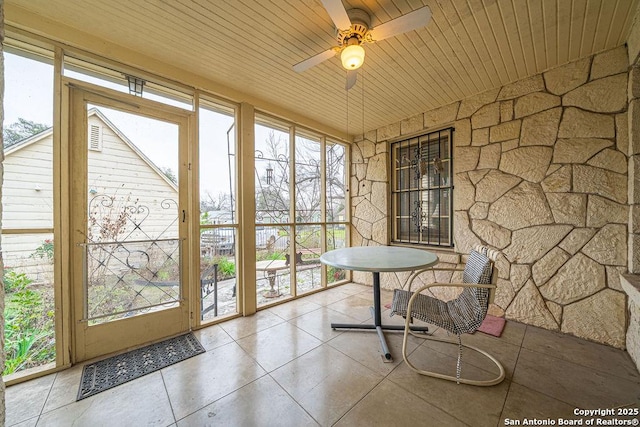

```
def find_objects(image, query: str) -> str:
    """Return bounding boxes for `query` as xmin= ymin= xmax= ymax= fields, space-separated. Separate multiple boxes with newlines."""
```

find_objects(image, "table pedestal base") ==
xmin=330 ymin=272 xmax=429 ymax=361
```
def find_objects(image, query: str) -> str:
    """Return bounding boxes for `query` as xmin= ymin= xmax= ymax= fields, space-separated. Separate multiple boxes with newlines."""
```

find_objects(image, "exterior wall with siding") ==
xmin=2 ymin=113 xmax=178 ymax=279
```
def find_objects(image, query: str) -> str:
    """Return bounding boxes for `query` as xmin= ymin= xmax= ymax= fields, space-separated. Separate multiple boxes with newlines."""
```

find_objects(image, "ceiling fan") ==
xmin=293 ymin=0 xmax=432 ymax=90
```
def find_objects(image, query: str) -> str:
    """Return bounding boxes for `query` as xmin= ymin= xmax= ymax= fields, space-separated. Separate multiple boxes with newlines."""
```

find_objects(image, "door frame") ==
xmin=67 ymin=79 xmax=194 ymax=362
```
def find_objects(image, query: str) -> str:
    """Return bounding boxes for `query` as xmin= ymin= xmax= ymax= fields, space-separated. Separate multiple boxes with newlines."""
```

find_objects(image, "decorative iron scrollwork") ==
xmin=85 ymin=193 xmax=181 ymax=324
xmin=411 ymin=200 xmax=426 ymax=231
xmin=411 ymin=146 xmax=421 ymax=180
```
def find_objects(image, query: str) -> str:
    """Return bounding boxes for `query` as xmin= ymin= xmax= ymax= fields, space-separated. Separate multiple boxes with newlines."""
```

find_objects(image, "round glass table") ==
xmin=320 ymin=246 xmax=438 ymax=361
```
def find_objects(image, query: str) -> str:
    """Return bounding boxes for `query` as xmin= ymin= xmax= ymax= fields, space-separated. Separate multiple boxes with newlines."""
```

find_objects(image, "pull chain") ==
xmin=361 ymin=68 xmax=365 ymax=136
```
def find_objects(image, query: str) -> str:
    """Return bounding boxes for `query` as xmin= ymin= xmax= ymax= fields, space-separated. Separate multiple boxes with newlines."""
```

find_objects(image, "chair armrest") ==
xmin=404 ymin=267 xmax=465 ymax=291
xmin=427 ymin=268 xmax=466 ymax=277
xmin=411 ymin=267 xmax=465 ymax=274
xmin=414 ymin=282 xmax=496 ymax=291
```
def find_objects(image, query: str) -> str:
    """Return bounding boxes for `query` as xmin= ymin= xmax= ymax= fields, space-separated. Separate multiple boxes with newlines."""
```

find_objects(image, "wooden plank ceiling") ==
xmin=6 ymin=0 xmax=639 ymax=137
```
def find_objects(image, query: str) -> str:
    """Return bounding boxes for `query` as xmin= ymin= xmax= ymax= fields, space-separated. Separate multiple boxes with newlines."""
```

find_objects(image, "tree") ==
xmin=159 ymin=166 xmax=177 ymax=184
xmin=3 ymin=118 xmax=49 ymax=146
xmin=200 ymin=191 xmax=231 ymax=212
xmin=255 ymin=131 xmax=290 ymax=222
xmin=255 ymin=130 xmax=346 ymax=224
xmin=325 ymin=143 xmax=346 ymax=221
xmin=293 ymin=138 xmax=322 ymax=222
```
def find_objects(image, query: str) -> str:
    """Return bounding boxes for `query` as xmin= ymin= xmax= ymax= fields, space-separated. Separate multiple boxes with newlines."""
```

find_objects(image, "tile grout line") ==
xmin=239 ymin=294 xmax=371 ymax=425
xmin=495 ymin=324 xmax=527 ymax=426
xmin=379 ymin=366 xmax=474 ymax=427
xmin=382 ymin=336 xmax=478 ymax=427
xmin=322 ymin=323 xmax=446 ymax=424
xmin=159 ymin=369 xmax=178 ymax=425
xmin=233 ymin=319 xmax=326 ymax=373
xmin=169 ymin=341 xmax=272 ymax=424
xmin=518 ymin=341 xmax=640 ymax=382
xmin=171 ymin=372 xmax=273 ymax=424
xmin=38 ymin=371 xmax=58 ymax=419
xmin=387 ymin=318 xmax=529 ymax=426
xmin=502 ymin=326 xmax=639 ymax=417
xmin=276 ymin=304 xmax=391 ymax=426
xmin=329 ymin=373 xmax=388 ymax=427
xmin=266 ymin=371 xmax=321 ymax=426
xmin=507 ymin=351 xmax=638 ymax=411
xmin=185 ymin=312 xmax=343 ymax=423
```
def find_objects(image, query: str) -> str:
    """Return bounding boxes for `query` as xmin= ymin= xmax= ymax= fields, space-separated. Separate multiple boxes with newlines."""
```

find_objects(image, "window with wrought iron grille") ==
xmin=391 ymin=128 xmax=453 ymax=247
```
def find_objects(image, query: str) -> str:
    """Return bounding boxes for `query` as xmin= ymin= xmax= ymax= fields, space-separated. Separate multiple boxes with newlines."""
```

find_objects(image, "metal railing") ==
xmin=80 ymin=238 xmax=182 ymax=324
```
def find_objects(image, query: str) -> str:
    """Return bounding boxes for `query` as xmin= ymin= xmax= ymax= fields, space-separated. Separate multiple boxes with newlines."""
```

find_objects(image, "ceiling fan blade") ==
xmin=346 ymin=70 xmax=357 ymax=90
xmin=369 ymin=5 xmax=432 ymax=41
xmin=293 ymin=49 xmax=337 ymax=73
xmin=320 ymin=0 xmax=352 ymax=30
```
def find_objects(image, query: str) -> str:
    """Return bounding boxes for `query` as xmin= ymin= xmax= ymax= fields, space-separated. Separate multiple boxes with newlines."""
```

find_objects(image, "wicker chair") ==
xmin=390 ymin=245 xmax=505 ymax=386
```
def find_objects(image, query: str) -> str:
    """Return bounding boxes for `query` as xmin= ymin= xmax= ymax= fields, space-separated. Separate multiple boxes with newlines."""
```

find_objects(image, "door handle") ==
xmin=182 ymin=210 xmax=186 ymax=222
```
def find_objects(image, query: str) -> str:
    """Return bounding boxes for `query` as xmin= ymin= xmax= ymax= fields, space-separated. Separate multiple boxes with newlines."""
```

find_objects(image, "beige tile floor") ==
xmin=6 ymin=283 xmax=640 ymax=427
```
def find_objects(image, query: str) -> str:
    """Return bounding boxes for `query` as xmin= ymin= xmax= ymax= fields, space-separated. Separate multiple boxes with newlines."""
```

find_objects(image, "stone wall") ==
xmin=621 ymin=275 xmax=640 ymax=372
xmin=623 ymin=2 xmax=640 ymax=372
xmin=351 ymin=45 xmax=630 ymax=348
xmin=629 ymin=11 xmax=640 ymax=275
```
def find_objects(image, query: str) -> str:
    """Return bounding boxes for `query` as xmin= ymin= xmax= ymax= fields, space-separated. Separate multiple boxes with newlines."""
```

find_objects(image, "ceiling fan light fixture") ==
xmin=341 ymin=44 xmax=365 ymax=70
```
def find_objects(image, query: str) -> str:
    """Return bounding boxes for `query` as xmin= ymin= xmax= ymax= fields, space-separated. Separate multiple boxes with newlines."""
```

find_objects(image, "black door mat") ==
xmin=77 ymin=332 xmax=205 ymax=401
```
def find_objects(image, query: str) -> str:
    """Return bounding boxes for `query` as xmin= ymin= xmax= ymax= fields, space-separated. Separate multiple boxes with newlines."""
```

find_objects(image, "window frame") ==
xmin=2 ymin=40 xmax=61 ymax=383
xmin=253 ymin=113 xmax=351 ymax=306
xmin=390 ymin=127 xmax=454 ymax=248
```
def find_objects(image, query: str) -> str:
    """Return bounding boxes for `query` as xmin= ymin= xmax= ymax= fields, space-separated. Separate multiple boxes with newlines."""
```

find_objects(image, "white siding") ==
xmin=2 ymin=135 xmax=54 ymax=228
xmin=2 ymin=113 xmax=179 ymax=279
xmin=2 ymin=234 xmax=54 ymax=284
xmin=86 ymin=114 xmax=179 ymax=242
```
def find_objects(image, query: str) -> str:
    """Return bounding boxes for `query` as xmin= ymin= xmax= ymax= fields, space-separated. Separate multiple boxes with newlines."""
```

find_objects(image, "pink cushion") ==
xmin=476 ymin=314 xmax=506 ymax=337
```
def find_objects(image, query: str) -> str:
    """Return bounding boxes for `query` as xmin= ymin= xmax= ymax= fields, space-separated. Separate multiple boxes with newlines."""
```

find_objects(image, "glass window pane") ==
xmin=395 ymin=166 xmax=413 ymax=190
xmin=3 ymin=47 xmax=56 ymax=376
xmin=326 ymin=142 xmax=346 ymax=222
xmin=440 ymin=188 xmax=451 ymax=216
xmin=199 ymin=101 xmax=238 ymax=322
xmin=295 ymin=225 xmax=322 ymax=294
xmin=256 ymin=225 xmax=291 ymax=306
xmin=327 ymin=224 xmax=347 ymax=285
xmin=396 ymin=218 xmax=412 ymax=241
xmin=200 ymin=227 xmax=237 ymax=321
xmin=397 ymin=191 xmax=419 ymax=217
xmin=255 ymin=123 xmax=290 ymax=224
xmin=85 ymin=105 xmax=181 ymax=324
xmin=199 ymin=103 xmax=236 ymax=223
xmin=64 ymin=56 xmax=193 ymax=110
xmin=254 ymin=117 xmax=349 ymax=302
xmin=2 ymin=232 xmax=56 ymax=375
xmin=295 ymin=135 xmax=321 ymax=223
xmin=3 ymin=51 xmax=54 ymax=229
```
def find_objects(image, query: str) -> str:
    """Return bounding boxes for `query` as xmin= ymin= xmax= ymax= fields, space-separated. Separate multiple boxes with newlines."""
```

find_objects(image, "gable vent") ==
xmin=89 ymin=124 xmax=102 ymax=151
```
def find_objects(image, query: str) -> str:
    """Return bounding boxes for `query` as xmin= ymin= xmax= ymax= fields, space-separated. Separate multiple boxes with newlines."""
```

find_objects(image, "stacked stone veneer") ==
xmin=351 ymin=45 xmax=630 ymax=348
xmin=623 ymin=5 xmax=640 ymax=370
